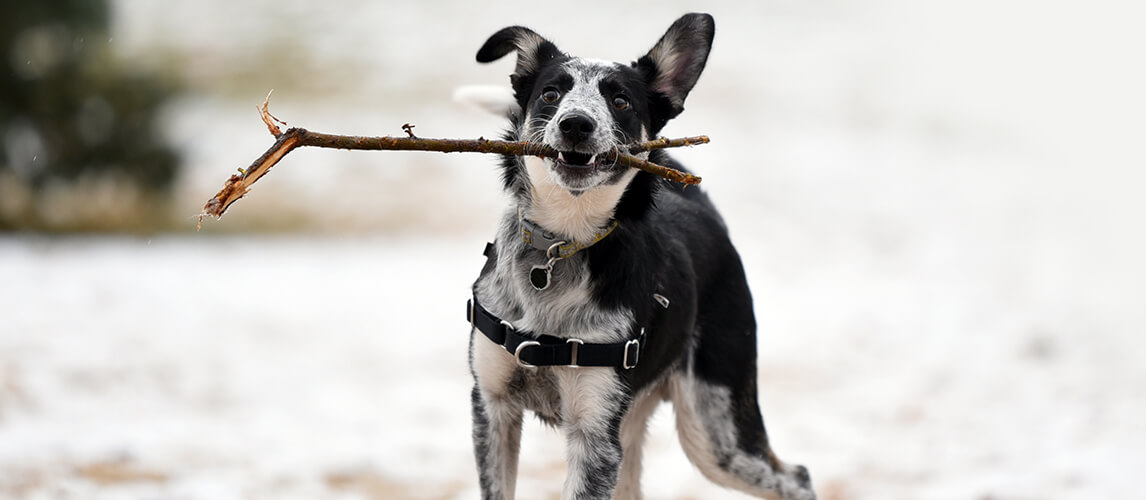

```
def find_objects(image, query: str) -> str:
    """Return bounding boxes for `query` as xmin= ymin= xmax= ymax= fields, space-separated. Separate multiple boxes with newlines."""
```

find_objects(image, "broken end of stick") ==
xmin=259 ymin=90 xmax=287 ymax=137
xmin=197 ymin=173 xmax=248 ymax=229
xmin=666 ymin=170 xmax=702 ymax=186
xmin=668 ymin=135 xmax=710 ymax=148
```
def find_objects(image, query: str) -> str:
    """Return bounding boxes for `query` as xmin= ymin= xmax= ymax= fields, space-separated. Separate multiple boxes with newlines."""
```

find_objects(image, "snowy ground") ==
xmin=3 ymin=0 xmax=1145 ymax=499
xmin=1 ymin=226 xmax=1143 ymax=500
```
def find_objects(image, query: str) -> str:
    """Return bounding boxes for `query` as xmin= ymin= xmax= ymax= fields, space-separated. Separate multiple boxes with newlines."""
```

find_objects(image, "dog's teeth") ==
xmin=588 ymin=154 xmax=597 ymax=164
xmin=558 ymin=152 xmax=566 ymax=162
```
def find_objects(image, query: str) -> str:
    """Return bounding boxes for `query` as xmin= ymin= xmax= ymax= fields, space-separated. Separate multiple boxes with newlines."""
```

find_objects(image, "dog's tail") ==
xmin=453 ymin=85 xmax=518 ymax=117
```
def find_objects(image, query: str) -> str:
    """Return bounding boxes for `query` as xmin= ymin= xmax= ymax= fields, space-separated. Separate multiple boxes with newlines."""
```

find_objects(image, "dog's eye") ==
xmin=612 ymin=96 xmax=630 ymax=111
xmin=541 ymin=88 xmax=561 ymax=104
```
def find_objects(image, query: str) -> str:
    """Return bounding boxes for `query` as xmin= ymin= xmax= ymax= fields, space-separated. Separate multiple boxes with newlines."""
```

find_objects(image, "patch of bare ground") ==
xmin=76 ymin=459 xmax=167 ymax=485
xmin=325 ymin=469 xmax=466 ymax=500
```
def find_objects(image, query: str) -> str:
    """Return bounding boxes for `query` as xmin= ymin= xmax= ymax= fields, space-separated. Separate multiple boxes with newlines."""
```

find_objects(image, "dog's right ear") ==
xmin=476 ymin=26 xmax=563 ymax=97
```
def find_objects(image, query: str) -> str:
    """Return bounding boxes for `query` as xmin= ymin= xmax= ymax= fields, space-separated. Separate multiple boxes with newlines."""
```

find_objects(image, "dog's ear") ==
xmin=477 ymin=26 xmax=563 ymax=97
xmin=636 ymin=13 xmax=715 ymax=128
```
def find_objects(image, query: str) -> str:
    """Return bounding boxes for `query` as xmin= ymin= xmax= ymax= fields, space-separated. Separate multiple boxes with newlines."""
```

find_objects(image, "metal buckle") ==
xmin=622 ymin=338 xmax=640 ymax=369
xmin=469 ymin=300 xmax=476 ymax=330
xmin=566 ymin=338 xmax=584 ymax=367
xmin=514 ymin=340 xmax=540 ymax=369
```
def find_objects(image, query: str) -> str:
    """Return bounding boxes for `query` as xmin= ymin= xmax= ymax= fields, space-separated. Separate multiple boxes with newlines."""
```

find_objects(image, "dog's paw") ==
xmin=774 ymin=463 xmax=816 ymax=500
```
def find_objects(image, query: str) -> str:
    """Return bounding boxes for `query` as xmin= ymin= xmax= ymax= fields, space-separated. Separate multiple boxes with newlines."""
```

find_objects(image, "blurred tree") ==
xmin=0 ymin=0 xmax=181 ymax=231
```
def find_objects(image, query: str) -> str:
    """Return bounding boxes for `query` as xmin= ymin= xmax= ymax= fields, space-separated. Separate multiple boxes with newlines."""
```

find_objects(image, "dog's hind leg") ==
xmin=471 ymin=385 xmax=524 ymax=500
xmin=669 ymin=372 xmax=816 ymax=500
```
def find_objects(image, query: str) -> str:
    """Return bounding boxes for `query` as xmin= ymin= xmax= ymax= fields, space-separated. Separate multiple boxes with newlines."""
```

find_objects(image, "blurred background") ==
xmin=2 ymin=0 xmax=1143 ymax=499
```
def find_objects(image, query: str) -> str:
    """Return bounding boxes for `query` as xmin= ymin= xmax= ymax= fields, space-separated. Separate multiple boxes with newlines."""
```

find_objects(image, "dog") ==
xmin=465 ymin=13 xmax=816 ymax=500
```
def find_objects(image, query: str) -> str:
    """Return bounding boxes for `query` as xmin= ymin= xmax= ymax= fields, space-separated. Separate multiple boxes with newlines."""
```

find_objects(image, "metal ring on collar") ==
xmin=514 ymin=340 xmax=540 ymax=369
xmin=545 ymin=240 xmax=568 ymax=260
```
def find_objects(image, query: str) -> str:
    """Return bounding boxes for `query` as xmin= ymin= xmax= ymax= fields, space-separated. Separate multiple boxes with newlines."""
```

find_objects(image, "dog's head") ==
xmin=477 ymin=13 xmax=714 ymax=194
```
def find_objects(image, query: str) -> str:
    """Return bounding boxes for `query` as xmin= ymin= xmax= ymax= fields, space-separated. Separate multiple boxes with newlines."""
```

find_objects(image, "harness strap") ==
xmin=467 ymin=296 xmax=645 ymax=369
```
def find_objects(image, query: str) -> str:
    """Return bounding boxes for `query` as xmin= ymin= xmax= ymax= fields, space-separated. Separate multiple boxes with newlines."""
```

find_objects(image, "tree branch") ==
xmin=197 ymin=96 xmax=708 ymax=229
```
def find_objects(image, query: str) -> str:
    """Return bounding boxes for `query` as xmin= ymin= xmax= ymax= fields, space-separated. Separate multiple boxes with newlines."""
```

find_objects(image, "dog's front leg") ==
xmin=471 ymin=385 xmax=524 ymax=500
xmin=556 ymin=368 xmax=631 ymax=500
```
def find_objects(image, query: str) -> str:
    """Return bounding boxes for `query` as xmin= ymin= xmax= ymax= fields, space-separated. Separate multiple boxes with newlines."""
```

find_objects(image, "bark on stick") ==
xmin=197 ymin=96 xmax=708 ymax=229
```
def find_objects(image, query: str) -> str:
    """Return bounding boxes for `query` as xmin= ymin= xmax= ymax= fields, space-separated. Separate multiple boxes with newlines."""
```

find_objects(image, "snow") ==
xmin=3 ymin=0 xmax=1145 ymax=498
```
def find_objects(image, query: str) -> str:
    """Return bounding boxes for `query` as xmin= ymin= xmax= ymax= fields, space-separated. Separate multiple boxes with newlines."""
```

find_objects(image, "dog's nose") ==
xmin=558 ymin=113 xmax=596 ymax=145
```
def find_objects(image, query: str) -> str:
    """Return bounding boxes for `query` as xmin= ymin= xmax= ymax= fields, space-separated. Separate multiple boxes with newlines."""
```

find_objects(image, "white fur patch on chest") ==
xmin=523 ymin=156 xmax=636 ymax=243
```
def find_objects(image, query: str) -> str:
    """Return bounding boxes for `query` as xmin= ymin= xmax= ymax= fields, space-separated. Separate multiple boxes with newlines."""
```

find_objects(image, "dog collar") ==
xmin=518 ymin=207 xmax=619 ymax=260
xmin=517 ymin=207 xmax=620 ymax=290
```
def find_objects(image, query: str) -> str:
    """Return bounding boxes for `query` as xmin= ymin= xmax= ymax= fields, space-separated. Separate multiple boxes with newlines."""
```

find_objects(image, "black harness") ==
xmin=466 ymin=237 xmax=651 ymax=370
xmin=467 ymin=296 xmax=645 ymax=369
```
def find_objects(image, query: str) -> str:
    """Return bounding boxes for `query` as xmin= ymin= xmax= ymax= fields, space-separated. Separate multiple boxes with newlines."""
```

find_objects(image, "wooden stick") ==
xmin=197 ymin=96 xmax=708 ymax=229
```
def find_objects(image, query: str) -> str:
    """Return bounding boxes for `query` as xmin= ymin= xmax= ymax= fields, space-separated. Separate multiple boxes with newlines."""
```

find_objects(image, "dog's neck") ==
xmin=521 ymin=157 xmax=637 ymax=243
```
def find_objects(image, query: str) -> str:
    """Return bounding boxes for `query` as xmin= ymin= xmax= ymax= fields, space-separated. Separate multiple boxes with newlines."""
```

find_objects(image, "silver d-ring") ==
xmin=566 ymin=338 xmax=584 ymax=368
xmin=622 ymin=338 xmax=640 ymax=369
xmin=514 ymin=341 xmax=541 ymax=369
xmin=546 ymin=240 xmax=567 ymax=260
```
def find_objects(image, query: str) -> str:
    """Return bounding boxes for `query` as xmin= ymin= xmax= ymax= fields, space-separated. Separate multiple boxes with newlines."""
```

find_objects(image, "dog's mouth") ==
xmin=540 ymin=149 xmax=615 ymax=191
xmin=555 ymin=151 xmax=599 ymax=169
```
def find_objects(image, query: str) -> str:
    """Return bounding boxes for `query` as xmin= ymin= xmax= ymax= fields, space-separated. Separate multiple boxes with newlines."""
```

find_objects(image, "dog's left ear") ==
xmin=636 ymin=13 xmax=715 ymax=126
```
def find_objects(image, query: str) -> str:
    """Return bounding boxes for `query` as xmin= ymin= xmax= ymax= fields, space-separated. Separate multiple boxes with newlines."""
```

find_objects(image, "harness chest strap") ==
xmin=467 ymin=296 xmax=645 ymax=369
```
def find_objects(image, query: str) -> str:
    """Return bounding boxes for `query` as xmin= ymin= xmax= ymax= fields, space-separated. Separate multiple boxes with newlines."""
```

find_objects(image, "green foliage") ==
xmin=1 ymin=0 xmax=181 ymax=230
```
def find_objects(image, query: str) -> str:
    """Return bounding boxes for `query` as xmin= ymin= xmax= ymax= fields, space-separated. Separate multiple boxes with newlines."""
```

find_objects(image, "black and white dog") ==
xmin=466 ymin=13 xmax=815 ymax=500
